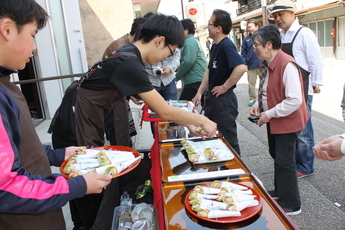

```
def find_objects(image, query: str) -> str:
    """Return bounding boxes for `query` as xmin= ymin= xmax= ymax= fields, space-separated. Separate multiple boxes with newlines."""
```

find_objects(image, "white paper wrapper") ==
xmin=74 ymin=158 xmax=100 ymax=164
xmin=197 ymin=209 xmax=241 ymax=218
xmin=227 ymin=200 xmax=259 ymax=212
xmin=63 ymin=162 xmax=100 ymax=174
xmin=220 ymin=187 xmax=253 ymax=195
xmin=211 ymin=181 xmax=249 ymax=190
xmin=221 ymin=194 xmax=256 ymax=203
xmin=194 ymin=186 xmax=220 ymax=194
xmin=191 ymin=199 xmax=228 ymax=212
xmin=189 ymin=192 xmax=218 ymax=201
xmin=97 ymin=157 xmax=141 ymax=175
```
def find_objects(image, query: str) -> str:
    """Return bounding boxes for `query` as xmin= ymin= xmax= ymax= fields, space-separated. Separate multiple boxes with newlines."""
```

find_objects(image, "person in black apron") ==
xmin=269 ymin=0 xmax=324 ymax=178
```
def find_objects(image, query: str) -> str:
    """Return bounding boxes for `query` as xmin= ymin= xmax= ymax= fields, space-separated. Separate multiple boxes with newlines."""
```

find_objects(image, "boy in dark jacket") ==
xmin=0 ymin=1 xmax=111 ymax=229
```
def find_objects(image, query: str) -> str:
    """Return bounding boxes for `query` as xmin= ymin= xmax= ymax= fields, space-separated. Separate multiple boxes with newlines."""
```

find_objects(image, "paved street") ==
xmin=35 ymin=58 xmax=345 ymax=229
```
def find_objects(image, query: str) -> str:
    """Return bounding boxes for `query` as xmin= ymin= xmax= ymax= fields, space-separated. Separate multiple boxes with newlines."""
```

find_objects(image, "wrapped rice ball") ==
xmin=193 ymin=185 xmax=220 ymax=194
xmin=226 ymin=200 xmax=259 ymax=212
xmin=203 ymin=148 xmax=215 ymax=158
xmin=63 ymin=162 xmax=100 ymax=174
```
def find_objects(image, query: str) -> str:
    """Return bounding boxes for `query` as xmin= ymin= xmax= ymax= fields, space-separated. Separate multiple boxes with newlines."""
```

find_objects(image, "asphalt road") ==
xmin=235 ymin=58 xmax=345 ymax=229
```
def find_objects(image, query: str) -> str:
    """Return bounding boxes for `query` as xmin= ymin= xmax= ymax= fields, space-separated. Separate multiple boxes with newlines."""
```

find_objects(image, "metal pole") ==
xmin=261 ymin=0 xmax=268 ymax=25
xmin=181 ymin=0 xmax=185 ymax=19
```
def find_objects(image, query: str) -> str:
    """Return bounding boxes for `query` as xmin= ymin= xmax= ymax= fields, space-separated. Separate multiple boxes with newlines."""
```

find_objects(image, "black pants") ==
xmin=204 ymin=89 xmax=240 ymax=155
xmin=267 ymin=123 xmax=301 ymax=209
xmin=179 ymin=81 xmax=201 ymax=101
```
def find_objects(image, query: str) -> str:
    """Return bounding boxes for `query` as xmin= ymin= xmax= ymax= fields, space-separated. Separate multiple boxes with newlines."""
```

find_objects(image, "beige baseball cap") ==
xmin=268 ymin=0 xmax=297 ymax=16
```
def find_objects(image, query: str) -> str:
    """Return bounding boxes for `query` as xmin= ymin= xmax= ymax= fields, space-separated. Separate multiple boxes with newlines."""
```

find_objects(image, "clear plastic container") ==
xmin=111 ymin=203 xmax=157 ymax=230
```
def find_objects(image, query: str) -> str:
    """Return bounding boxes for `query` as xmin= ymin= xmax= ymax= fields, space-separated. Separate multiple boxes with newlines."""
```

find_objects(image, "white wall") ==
xmin=35 ymin=0 xmax=63 ymax=119
xmin=35 ymin=0 xmax=88 ymax=118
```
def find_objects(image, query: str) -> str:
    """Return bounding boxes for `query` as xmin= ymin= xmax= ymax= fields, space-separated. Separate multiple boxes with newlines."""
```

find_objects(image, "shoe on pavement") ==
xmin=248 ymin=100 xmax=255 ymax=106
xmin=282 ymin=207 xmax=301 ymax=215
xmin=267 ymin=190 xmax=278 ymax=200
xmin=296 ymin=171 xmax=315 ymax=178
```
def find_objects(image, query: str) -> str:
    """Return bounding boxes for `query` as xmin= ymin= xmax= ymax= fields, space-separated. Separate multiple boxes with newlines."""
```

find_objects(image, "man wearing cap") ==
xmin=270 ymin=0 xmax=323 ymax=178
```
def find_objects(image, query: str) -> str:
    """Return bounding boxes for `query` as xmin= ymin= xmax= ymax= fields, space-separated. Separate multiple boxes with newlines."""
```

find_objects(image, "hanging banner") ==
xmin=185 ymin=1 xmax=200 ymax=22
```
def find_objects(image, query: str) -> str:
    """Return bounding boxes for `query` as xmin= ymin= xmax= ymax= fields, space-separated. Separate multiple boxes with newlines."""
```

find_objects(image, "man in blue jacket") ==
xmin=241 ymin=19 xmax=261 ymax=106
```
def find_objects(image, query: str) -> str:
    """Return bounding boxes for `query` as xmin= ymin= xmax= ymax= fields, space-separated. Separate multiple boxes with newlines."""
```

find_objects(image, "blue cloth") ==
xmin=208 ymin=37 xmax=244 ymax=91
xmin=241 ymin=34 xmax=261 ymax=70
xmin=153 ymin=80 xmax=178 ymax=100
xmin=295 ymin=95 xmax=315 ymax=174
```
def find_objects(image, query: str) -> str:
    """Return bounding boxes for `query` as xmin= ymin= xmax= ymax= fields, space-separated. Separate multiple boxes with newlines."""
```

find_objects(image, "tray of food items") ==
xmin=158 ymin=137 xmax=249 ymax=182
xmin=180 ymin=138 xmax=235 ymax=164
xmin=161 ymin=174 xmax=299 ymax=230
xmin=185 ymin=180 xmax=262 ymax=223
xmin=60 ymin=146 xmax=141 ymax=179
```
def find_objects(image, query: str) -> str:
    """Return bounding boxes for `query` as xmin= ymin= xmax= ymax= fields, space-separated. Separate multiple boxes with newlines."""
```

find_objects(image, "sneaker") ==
xmin=248 ymin=100 xmax=255 ymax=106
xmin=296 ymin=171 xmax=315 ymax=178
xmin=267 ymin=190 xmax=278 ymax=200
xmin=282 ymin=207 xmax=301 ymax=215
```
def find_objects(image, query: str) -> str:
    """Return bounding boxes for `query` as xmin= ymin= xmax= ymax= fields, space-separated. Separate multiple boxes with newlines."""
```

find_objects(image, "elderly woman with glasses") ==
xmin=249 ymin=24 xmax=309 ymax=215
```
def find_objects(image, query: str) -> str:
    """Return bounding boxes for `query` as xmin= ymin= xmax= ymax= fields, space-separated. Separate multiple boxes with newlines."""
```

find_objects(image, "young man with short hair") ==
xmin=52 ymin=13 xmax=217 ymax=229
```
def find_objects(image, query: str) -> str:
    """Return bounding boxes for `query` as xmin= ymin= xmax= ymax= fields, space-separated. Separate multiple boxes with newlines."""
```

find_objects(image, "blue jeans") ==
xmin=295 ymin=95 xmax=315 ymax=174
xmin=154 ymin=80 xmax=178 ymax=100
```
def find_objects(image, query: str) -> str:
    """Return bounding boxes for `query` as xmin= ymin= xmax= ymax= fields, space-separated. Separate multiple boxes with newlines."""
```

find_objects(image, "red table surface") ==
xmin=150 ymin=121 xmax=165 ymax=230
xmin=141 ymin=104 xmax=162 ymax=122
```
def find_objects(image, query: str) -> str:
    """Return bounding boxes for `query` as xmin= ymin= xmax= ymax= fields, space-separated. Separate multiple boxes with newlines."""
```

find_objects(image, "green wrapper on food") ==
xmin=63 ymin=162 xmax=100 ymax=174
xmin=193 ymin=185 xmax=220 ymax=194
xmin=95 ymin=165 xmax=118 ymax=176
xmin=97 ymin=151 xmax=111 ymax=165
xmin=203 ymin=148 xmax=215 ymax=158
xmin=188 ymin=154 xmax=199 ymax=162
xmin=226 ymin=200 xmax=259 ymax=212
xmin=69 ymin=168 xmax=96 ymax=178
xmin=195 ymin=127 xmax=207 ymax=135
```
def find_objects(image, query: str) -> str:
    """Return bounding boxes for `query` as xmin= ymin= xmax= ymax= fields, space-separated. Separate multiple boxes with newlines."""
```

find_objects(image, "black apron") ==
xmin=281 ymin=27 xmax=310 ymax=101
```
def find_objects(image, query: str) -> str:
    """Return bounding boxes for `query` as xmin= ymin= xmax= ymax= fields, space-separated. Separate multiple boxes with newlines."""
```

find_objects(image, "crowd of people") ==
xmin=0 ymin=0 xmax=344 ymax=229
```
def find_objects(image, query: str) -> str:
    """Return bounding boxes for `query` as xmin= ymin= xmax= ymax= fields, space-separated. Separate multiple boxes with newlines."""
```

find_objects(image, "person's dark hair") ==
xmin=138 ymin=13 xmax=184 ymax=48
xmin=143 ymin=12 xmax=155 ymax=19
xmin=180 ymin=19 xmax=195 ymax=35
xmin=0 ymin=0 xmax=49 ymax=32
xmin=252 ymin=24 xmax=281 ymax=49
xmin=133 ymin=24 xmax=143 ymax=41
xmin=130 ymin=17 xmax=146 ymax=36
xmin=247 ymin=19 xmax=259 ymax=27
xmin=212 ymin=9 xmax=232 ymax=35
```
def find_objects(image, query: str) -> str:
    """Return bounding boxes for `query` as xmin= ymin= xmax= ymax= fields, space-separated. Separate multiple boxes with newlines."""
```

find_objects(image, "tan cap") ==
xmin=268 ymin=0 xmax=297 ymax=16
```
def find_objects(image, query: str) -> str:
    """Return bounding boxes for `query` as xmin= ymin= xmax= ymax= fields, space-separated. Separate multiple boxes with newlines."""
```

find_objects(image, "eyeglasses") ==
xmin=253 ymin=43 xmax=262 ymax=48
xmin=166 ymin=44 xmax=174 ymax=58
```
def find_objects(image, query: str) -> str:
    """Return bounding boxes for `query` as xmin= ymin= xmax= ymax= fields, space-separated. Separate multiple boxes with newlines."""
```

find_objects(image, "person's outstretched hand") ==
xmin=83 ymin=173 xmax=112 ymax=194
xmin=313 ymin=135 xmax=344 ymax=161
xmin=65 ymin=146 xmax=86 ymax=160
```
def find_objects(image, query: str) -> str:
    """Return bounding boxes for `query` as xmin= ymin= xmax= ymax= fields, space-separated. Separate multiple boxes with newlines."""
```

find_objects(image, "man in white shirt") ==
xmin=270 ymin=0 xmax=323 ymax=178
